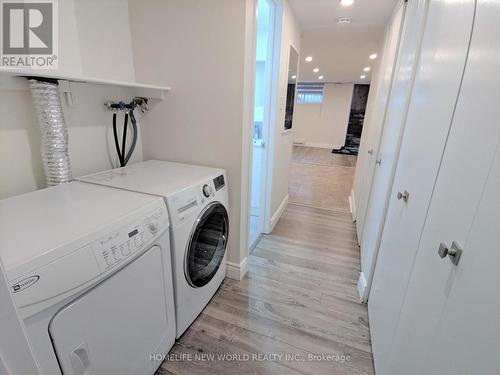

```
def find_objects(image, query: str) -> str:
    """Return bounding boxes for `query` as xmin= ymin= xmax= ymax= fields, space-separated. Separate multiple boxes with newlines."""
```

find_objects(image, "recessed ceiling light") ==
xmin=360 ymin=75 xmax=366 ymax=79
xmin=340 ymin=0 xmax=354 ymax=6
xmin=305 ymin=56 xmax=313 ymax=62
xmin=336 ymin=17 xmax=351 ymax=24
xmin=292 ymin=75 xmax=297 ymax=79
xmin=369 ymin=53 xmax=378 ymax=60
xmin=313 ymin=68 xmax=319 ymax=73
xmin=318 ymin=75 xmax=324 ymax=80
xmin=363 ymin=66 xmax=371 ymax=72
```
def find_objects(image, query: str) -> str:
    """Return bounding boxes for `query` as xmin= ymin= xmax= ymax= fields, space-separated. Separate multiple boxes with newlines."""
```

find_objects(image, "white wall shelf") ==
xmin=0 ymin=69 xmax=170 ymax=99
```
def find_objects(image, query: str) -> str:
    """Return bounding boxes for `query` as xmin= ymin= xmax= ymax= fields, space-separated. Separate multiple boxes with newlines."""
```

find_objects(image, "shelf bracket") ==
xmin=58 ymin=80 xmax=78 ymax=107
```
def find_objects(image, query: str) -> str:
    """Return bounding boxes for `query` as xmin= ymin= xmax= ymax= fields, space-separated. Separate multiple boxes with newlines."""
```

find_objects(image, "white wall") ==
xmin=2 ymin=0 xmax=135 ymax=80
xmin=54 ymin=0 xmax=82 ymax=77
xmin=0 ymin=78 xmax=143 ymax=199
xmin=74 ymin=0 xmax=136 ymax=81
xmin=0 ymin=0 xmax=141 ymax=200
xmin=269 ymin=0 xmax=301 ymax=218
xmin=293 ymin=83 xmax=354 ymax=149
xmin=128 ymin=0 xmax=251 ymax=271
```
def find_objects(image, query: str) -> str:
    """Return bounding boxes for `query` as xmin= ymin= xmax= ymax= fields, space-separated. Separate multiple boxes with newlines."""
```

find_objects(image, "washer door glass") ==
xmin=185 ymin=202 xmax=228 ymax=288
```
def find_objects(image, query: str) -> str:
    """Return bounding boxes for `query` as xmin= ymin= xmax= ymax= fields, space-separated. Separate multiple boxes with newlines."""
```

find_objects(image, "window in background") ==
xmin=296 ymin=83 xmax=325 ymax=103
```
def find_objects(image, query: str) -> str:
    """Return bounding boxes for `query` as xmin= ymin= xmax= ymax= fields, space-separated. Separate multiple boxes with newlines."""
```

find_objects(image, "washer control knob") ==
xmin=202 ymin=184 xmax=213 ymax=198
xmin=147 ymin=221 xmax=159 ymax=235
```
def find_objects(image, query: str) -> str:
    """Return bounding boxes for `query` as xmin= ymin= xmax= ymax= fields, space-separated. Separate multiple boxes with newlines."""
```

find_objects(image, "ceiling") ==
xmin=289 ymin=0 xmax=398 ymax=83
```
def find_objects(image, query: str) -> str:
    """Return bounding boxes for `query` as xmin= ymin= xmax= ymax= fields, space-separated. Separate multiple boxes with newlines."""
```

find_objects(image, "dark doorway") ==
xmin=332 ymin=84 xmax=370 ymax=155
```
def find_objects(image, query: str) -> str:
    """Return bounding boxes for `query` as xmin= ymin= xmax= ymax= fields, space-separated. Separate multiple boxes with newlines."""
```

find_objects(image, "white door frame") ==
xmin=248 ymin=0 xmax=283 ymax=241
xmin=262 ymin=0 xmax=284 ymax=234
xmin=257 ymin=0 xmax=276 ymax=236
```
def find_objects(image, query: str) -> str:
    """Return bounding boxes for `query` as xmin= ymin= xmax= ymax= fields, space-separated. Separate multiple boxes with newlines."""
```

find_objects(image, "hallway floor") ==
xmin=156 ymin=145 xmax=373 ymax=374
xmin=290 ymin=146 xmax=357 ymax=212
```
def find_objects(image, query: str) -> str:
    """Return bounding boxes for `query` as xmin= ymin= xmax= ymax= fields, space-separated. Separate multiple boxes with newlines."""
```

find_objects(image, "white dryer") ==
xmin=78 ymin=160 xmax=229 ymax=337
xmin=0 ymin=182 xmax=175 ymax=375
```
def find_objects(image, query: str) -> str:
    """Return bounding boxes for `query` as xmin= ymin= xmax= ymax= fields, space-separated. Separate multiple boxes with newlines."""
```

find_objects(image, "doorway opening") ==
xmin=330 ymin=84 xmax=370 ymax=156
xmin=249 ymin=0 xmax=277 ymax=252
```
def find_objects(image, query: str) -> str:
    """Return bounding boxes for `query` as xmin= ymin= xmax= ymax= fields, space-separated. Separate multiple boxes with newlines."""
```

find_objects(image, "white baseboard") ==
xmin=349 ymin=189 xmax=357 ymax=222
xmin=357 ymin=272 xmax=369 ymax=303
xmin=267 ymin=194 xmax=288 ymax=233
xmin=226 ymin=257 xmax=248 ymax=281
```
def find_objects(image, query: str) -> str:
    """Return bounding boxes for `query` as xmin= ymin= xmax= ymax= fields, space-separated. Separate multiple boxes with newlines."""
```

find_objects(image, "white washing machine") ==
xmin=0 ymin=182 xmax=175 ymax=375
xmin=77 ymin=160 xmax=229 ymax=337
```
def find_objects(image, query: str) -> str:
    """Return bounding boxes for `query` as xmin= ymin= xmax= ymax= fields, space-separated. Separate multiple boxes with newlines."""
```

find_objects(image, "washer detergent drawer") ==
xmin=49 ymin=246 xmax=171 ymax=375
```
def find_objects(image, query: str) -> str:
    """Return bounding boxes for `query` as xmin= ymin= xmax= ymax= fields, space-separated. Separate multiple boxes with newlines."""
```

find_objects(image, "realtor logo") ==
xmin=1 ymin=0 xmax=58 ymax=69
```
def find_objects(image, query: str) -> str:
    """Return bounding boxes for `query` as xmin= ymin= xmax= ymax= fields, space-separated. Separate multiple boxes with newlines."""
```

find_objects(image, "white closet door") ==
xmin=358 ymin=0 xmax=428 ymax=298
xmin=387 ymin=1 xmax=500 ymax=373
xmin=414 ymin=2 xmax=500 ymax=373
xmin=354 ymin=0 xmax=406 ymax=239
xmin=426 ymin=122 xmax=500 ymax=375
xmin=368 ymin=0 xmax=475 ymax=373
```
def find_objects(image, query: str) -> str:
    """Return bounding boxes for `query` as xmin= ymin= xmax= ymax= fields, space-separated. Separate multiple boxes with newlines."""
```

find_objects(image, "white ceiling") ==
xmin=289 ymin=0 xmax=398 ymax=83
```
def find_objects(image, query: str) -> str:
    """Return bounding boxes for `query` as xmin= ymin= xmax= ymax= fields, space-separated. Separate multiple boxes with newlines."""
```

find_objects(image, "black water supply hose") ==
xmin=125 ymin=110 xmax=138 ymax=165
xmin=121 ymin=112 xmax=129 ymax=166
xmin=112 ymin=112 xmax=123 ymax=165
xmin=111 ymin=103 xmax=138 ymax=167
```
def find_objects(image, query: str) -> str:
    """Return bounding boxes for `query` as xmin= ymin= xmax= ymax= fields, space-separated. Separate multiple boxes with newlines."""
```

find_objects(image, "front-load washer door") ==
xmin=49 ymin=246 xmax=173 ymax=375
xmin=185 ymin=202 xmax=228 ymax=288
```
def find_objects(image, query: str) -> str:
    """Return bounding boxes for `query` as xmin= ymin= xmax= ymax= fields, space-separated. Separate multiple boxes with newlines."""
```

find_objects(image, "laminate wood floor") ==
xmin=292 ymin=145 xmax=357 ymax=167
xmin=156 ymin=204 xmax=374 ymax=375
xmin=290 ymin=146 xmax=357 ymax=212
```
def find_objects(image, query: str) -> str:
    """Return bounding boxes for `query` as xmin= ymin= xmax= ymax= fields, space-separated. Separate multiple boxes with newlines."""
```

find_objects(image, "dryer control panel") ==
xmin=93 ymin=205 xmax=168 ymax=271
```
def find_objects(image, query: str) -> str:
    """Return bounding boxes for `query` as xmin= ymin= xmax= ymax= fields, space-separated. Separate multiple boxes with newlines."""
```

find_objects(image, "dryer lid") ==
xmin=0 ymin=182 xmax=165 ymax=280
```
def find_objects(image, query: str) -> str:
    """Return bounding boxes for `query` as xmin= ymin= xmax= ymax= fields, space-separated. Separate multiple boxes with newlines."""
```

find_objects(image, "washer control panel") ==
xmin=93 ymin=205 xmax=168 ymax=271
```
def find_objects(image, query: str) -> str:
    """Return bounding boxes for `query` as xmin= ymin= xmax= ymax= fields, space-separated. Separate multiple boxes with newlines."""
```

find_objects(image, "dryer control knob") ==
xmin=202 ymin=184 xmax=213 ymax=198
xmin=147 ymin=222 xmax=159 ymax=235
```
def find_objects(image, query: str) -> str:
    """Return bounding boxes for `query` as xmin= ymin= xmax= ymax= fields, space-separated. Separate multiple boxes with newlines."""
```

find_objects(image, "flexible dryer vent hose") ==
xmin=29 ymin=79 xmax=72 ymax=186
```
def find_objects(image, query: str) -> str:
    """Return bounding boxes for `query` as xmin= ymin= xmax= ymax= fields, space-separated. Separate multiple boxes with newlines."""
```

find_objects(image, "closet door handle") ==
xmin=368 ymin=149 xmax=374 ymax=155
xmin=438 ymin=241 xmax=462 ymax=266
xmin=397 ymin=190 xmax=410 ymax=202
xmin=375 ymin=158 xmax=382 ymax=165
